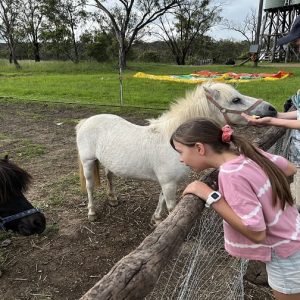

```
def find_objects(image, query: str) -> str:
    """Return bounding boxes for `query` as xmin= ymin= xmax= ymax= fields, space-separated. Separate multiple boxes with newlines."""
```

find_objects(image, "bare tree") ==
xmin=20 ymin=0 xmax=44 ymax=62
xmin=92 ymin=0 xmax=182 ymax=69
xmin=154 ymin=0 xmax=221 ymax=65
xmin=223 ymin=8 xmax=257 ymax=44
xmin=0 ymin=0 xmax=21 ymax=68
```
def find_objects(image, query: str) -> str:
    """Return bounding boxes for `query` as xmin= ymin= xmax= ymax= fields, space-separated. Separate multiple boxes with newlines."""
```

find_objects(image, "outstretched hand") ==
xmin=182 ymin=181 xmax=213 ymax=201
xmin=241 ymin=113 xmax=273 ymax=126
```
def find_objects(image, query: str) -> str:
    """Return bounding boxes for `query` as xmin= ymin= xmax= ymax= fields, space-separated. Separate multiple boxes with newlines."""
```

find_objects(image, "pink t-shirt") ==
xmin=218 ymin=150 xmax=300 ymax=262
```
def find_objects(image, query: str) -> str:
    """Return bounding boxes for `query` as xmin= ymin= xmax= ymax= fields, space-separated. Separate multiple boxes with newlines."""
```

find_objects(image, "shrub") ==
xmin=138 ymin=51 xmax=160 ymax=62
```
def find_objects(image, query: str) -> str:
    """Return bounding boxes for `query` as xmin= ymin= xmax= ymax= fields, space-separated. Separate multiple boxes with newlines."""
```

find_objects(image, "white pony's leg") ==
xmin=161 ymin=182 xmax=178 ymax=213
xmin=82 ymin=159 xmax=97 ymax=221
xmin=151 ymin=191 xmax=167 ymax=225
xmin=105 ymin=169 xmax=118 ymax=206
xmin=151 ymin=182 xmax=177 ymax=226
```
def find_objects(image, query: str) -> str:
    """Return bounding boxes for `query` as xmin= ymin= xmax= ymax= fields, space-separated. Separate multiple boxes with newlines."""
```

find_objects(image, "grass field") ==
xmin=0 ymin=59 xmax=299 ymax=110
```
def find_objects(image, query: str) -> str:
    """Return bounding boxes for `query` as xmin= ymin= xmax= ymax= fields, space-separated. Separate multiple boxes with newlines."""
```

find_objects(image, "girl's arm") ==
xmin=261 ymin=118 xmax=300 ymax=129
xmin=212 ymin=198 xmax=266 ymax=244
xmin=284 ymin=161 xmax=297 ymax=177
xmin=183 ymin=181 xmax=266 ymax=244
xmin=276 ymin=111 xmax=297 ymax=119
xmin=241 ymin=112 xmax=300 ymax=129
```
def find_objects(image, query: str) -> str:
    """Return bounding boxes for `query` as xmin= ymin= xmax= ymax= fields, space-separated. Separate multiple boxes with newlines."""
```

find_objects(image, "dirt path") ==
xmin=0 ymin=100 xmax=273 ymax=299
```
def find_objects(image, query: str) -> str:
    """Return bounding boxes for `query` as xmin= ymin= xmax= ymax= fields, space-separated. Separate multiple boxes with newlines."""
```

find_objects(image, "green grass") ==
xmin=43 ymin=173 xmax=81 ymax=207
xmin=16 ymin=141 xmax=46 ymax=158
xmin=0 ymin=59 xmax=299 ymax=110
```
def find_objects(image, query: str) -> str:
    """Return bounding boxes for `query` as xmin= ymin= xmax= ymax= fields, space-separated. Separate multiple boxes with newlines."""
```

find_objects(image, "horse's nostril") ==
xmin=269 ymin=106 xmax=276 ymax=111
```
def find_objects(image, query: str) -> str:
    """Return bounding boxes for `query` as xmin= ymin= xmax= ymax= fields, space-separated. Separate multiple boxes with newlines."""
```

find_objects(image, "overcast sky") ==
xmin=208 ymin=1 xmax=259 ymax=40
xmin=0 ymin=1 xmax=261 ymax=43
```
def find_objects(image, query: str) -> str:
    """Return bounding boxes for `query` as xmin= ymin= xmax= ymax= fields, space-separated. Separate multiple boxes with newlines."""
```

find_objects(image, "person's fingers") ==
xmin=241 ymin=113 xmax=252 ymax=121
xmin=241 ymin=113 xmax=253 ymax=125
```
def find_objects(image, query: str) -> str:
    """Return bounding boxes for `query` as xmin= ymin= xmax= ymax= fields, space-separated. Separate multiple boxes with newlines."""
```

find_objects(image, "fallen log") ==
xmin=254 ymin=126 xmax=286 ymax=150
xmin=80 ymin=124 xmax=287 ymax=300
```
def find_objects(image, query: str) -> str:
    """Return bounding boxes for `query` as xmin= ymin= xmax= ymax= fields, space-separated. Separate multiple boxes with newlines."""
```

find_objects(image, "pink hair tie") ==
xmin=222 ymin=125 xmax=234 ymax=143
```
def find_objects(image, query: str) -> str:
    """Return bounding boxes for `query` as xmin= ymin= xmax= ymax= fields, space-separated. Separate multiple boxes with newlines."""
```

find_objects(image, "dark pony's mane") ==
xmin=0 ymin=156 xmax=32 ymax=203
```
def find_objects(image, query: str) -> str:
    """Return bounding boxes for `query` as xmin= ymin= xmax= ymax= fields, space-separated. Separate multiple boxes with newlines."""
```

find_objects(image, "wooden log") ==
xmin=80 ymin=195 xmax=205 ymax=300
xmin=80 ymin=124 xmax=287 ymax=299
xmin=254 ymin=126 xmax=286 ymax=151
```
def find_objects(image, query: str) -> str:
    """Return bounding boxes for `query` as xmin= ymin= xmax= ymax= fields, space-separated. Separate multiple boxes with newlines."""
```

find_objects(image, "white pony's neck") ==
xmin=148 ymin=85 xmax=218 ymax=138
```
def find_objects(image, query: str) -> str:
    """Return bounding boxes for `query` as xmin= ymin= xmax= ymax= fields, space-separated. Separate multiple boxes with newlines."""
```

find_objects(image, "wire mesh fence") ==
xmin=147 ymin=209 xmax=248 ymax=300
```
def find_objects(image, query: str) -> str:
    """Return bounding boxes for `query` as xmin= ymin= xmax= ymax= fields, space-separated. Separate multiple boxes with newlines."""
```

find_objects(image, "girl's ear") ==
xmin=195 ymin=142 xmax=205 ymax=155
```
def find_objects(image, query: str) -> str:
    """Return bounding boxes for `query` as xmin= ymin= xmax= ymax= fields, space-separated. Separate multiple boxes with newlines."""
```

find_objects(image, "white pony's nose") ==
xmin=263 ymin=105 xmax=277 ymax=117
xmin=268 ymin=105 xmax=277 ymax=114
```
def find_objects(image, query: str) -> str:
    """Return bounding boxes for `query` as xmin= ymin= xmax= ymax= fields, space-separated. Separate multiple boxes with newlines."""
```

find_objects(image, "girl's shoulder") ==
xmin=219 ymin=155 xmax=245 ymax=171
xmin=219 ymin=155 xmax=253 ymax=178
xmin=291 ymin=90 xmax=300 ymax=109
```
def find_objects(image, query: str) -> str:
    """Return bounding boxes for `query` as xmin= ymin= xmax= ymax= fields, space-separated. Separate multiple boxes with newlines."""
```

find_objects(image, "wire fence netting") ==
xmin=147 ymin=208 xmax=248 ymax=300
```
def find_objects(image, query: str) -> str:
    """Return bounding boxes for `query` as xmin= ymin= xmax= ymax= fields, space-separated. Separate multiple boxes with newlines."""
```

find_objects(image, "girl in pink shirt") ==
xmin=171 ymin=117 xmax=300 ymax=300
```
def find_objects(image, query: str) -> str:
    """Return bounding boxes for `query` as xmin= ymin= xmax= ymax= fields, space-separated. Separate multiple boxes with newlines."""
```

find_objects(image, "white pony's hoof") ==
xmin=150 ymin=215 xmax=163 ymax=227
xmin=108 ymin=199 xmax=119 ymax=206
xmin=88 ymin=214 xmax=97 ymax=222
xmin=108 ymin=197 xmax=119 ymax=207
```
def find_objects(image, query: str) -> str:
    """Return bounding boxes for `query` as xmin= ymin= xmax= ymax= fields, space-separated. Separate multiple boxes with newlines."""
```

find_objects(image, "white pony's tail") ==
xmin=78 ymin=157 xmax=101 ymax=192
xmin=76 ymin=118 xmax=101 ymax=192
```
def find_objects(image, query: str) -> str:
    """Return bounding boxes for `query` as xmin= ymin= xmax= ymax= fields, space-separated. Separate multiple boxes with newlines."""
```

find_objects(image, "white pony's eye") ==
xmin=232 ymin=97 xmax=241 ymax=103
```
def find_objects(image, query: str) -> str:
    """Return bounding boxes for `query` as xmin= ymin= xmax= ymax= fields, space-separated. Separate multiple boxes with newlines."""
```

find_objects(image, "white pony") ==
xmin=76 ymin=82 xmax=277 ymax=224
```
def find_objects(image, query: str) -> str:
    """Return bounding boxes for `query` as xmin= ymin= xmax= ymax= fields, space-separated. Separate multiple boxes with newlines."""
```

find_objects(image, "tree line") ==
xmin=0 ymin=0 xmax=251 ymax=69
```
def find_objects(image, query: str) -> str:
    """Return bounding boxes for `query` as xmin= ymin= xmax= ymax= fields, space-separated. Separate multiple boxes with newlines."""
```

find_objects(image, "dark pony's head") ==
xmin=0 ymin=156 xmax=46 ymax=235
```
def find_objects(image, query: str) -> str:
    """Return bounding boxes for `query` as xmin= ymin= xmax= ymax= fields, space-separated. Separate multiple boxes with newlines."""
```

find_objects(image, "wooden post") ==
xmin=254 ymin=0 xmax=264 ymax=67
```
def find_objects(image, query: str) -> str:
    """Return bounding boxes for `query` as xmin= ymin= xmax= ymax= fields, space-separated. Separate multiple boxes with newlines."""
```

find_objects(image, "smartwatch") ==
xmin=205 ymin=191 xmax=222 ymax=208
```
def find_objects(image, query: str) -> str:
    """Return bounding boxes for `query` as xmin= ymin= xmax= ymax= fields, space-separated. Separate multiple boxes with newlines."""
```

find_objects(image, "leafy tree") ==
xmin=93 ymin=0 xmax=182 ymax=69
xmin=40 ymin=20 xmax=71 ymax=60
xmin=138 ymin=50 xmax=160 ymax=62
xmin=19 ymin=0 xmax=44 ymax=62
xmin=190 ymin=36 xmax=249 ymax=64
xmin=41 ymin=0 xmax=88 ymax=62
xmin=80 ymin=30 xmax=118 ymax=62
xmin=133 ymin=40 xmax=173 ymax=63
xmin=0 ymin=0 xmax=22 ymax=68
xmin=155 ymin=0 xmax=222 ymax=65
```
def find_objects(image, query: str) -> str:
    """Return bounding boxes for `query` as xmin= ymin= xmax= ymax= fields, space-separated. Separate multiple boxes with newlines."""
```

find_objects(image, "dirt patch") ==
xmin=0 ymin=100 xmax=273 ymax=299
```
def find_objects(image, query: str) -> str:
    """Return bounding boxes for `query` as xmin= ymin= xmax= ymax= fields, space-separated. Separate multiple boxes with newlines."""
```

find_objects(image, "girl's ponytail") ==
xmin=231 ymin=135 xmax=294 ymax=209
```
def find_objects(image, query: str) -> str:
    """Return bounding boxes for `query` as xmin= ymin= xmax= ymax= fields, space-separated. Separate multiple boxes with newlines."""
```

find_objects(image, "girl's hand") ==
xmin=182 ymin=181 xmax=213 ymax=201
xmin=241 ymin=112 xmax=273 ymax=126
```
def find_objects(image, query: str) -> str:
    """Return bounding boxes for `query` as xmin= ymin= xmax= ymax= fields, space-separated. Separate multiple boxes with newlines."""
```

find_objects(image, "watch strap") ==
xmin=205 ymin=191 xmax=221 ymax=208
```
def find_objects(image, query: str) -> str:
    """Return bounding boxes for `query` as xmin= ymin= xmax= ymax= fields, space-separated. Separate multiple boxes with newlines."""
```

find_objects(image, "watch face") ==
xmin=211 ymin=192 xmax=220 ymax=200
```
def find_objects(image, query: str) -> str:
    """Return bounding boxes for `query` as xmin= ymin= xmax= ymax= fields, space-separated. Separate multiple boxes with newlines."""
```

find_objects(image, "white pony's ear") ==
xmin=203 ymin=86 xmax=220 ymax=100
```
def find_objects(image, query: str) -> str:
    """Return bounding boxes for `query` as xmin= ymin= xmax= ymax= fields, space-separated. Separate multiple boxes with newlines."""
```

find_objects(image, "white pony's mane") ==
xmin=148 ymin=82 xmax=236 ymax=137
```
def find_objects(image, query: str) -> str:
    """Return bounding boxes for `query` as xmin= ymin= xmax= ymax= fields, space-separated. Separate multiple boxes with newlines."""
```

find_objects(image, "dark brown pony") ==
xmin=0 ymin=156 xmax=46 ymax=235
